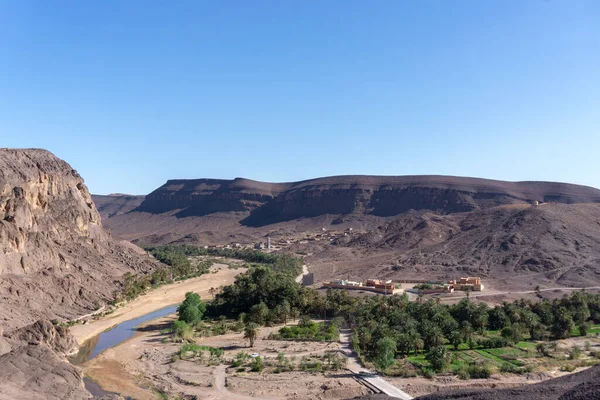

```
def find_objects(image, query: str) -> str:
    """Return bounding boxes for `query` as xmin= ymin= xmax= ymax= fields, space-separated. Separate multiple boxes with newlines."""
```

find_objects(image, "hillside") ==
xmin=0 ymin=149 xmax=157 ymax=329
xmin=92 ymin=193 xmax=145 ymax=220
xmin=310 ymin=203 xmax=600 ymax=289
xmin=0 ymin=149 xmax=158 ymax=399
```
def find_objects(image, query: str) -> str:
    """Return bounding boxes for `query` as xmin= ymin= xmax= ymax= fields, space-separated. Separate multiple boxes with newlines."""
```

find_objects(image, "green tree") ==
xmin=244 ymin=322 xmax=260 ymax=347
xmin=426 ymin=346 xmax=452 ymax=372
xmin=250 ymin=302 xmax=270 ymax=325
xmin=579 ymin=321 xmax=591 ymax=336
xmin=449 ymin=331 xmax=463 ymax=350
xmin=551 ymin=308 xmax=575 ymax=339
xmin=177 ymin=292 xmax=206 ymax=326
xmin=375 ymin=337 xmax=397 ymax=372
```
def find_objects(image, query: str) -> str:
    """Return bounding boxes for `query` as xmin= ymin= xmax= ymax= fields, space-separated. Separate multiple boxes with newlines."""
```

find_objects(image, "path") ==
xmin=440 ymin=286 xmax=600 ymax=302
xmin=212 ymin=365 xmax=272 ymax=400
xmin=295 ymin=264 xmax=309 ymax=283
xmin=339 ymin=329 xmax=413 ymax=400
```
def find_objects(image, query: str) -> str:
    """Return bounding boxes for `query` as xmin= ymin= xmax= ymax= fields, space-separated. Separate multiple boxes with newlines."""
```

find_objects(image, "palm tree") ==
xmin=244 ymin=323 xmax=259 ymax=347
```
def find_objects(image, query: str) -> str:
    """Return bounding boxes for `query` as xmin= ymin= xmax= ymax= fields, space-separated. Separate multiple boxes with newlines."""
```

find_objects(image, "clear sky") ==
xmin=1 ymin=1 xmax=598 ymax=194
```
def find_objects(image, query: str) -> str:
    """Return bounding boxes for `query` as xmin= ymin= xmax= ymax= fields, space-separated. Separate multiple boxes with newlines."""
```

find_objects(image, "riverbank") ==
xmin=70 ymin=264 xmax=245 ymax=344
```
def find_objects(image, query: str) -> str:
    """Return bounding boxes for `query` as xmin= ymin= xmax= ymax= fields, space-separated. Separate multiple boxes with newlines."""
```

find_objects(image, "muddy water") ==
xmin=70 ymin=304 xmax=178 ymax=365
xmin=69 ymin=304 xmax=178 ymax=397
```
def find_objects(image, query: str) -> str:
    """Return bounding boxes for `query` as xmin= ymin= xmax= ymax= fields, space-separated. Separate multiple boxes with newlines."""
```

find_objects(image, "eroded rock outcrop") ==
xmin=0 ymin=148 xmax=160 ymax=400
xmin=0 ymin=148 xmax=157 ymax=330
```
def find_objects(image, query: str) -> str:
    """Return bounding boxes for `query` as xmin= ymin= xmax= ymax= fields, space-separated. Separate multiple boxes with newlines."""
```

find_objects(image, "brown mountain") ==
xmin=0 ymin=148 xmax=158 ymax=399
xmin=129 ymin=176 xmax=600 ymax=226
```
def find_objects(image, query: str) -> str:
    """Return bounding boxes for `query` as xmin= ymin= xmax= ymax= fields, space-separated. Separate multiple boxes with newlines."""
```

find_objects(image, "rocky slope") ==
xmin=0 ymin=148 xmax=158 ymax=400
xmin=414 ymin=363 xmax=600 ymax=400
xmin=0 ymin=149 xmax=157 ymax=329
xmin=327 ymin=203 xmax=600 ymax=287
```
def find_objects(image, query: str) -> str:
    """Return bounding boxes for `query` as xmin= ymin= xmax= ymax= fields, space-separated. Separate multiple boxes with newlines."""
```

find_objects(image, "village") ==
xmin=199 ymin=227 xmax=361 ymax=252
xmin=196 ymin=227 xmax=486 ymax=299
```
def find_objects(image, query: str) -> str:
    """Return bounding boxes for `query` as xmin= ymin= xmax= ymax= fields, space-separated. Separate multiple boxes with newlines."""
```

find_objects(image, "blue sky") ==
xmin=1 ymin=1 xmax=598 ymax=194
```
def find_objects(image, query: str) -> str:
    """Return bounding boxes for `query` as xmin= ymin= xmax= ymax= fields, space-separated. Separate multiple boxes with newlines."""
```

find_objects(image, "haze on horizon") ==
xmin=1 ymin=1 xmax=598 ymax=195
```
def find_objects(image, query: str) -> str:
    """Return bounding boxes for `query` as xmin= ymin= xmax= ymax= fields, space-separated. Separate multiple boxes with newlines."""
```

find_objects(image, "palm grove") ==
xmin=157 ymin=245 xmax=600 ymax=375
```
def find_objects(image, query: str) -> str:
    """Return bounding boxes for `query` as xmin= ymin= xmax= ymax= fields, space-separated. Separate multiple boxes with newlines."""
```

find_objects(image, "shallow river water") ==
xmin=69 ymin=304 xmax=179 ymax=396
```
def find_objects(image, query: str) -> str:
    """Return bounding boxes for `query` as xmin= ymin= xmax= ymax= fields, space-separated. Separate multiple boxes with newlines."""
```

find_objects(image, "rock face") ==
xmin=0 ymin=149 xmax=161 ymax=400
xmin=0 ymin=149 xmax=157 ymax=330
xmin=0 ymin=344 xmax=89 ymax=400
xmin=5 ymin=318 xmax=77 ymax=356
xmin=134 ymin=175 xmax=600 ymax=226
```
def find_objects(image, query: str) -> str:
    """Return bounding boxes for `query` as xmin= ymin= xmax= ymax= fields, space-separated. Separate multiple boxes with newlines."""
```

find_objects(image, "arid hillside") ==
xmin=310 ymin=203 xmax=600 ymax=289
xmin=0 ymin=148 xmax=164 ymax=400
xmin=92 ymin=193 xmax=145 ymax=220
xmin=0 ymin=149 xmax=157 ymax=330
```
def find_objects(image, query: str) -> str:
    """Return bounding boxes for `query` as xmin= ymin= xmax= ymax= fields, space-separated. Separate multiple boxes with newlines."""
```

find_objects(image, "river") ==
xmin=69 ymin=304 xmax=179 ymax=397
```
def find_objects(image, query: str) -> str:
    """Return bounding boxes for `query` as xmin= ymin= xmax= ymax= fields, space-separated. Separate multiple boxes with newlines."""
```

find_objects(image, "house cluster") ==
xmin=407 ymin=277 xmax=485 ymax=295
xmin=448 ymin=277 xmax=484 ymax=292
xmin=321 ymin=278 xmax=402 ymax=295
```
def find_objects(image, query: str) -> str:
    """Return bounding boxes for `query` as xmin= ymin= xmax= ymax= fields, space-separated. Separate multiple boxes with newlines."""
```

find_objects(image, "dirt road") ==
xmin=439 ymin=286 xmax=600 ymax=302
xmin=339 ymin=329 xmax=413 ymax=400
xmin=295 ymin=264 xmax=309 ymax=283
xmin=70 ymin=264 xmax=244 ymax=344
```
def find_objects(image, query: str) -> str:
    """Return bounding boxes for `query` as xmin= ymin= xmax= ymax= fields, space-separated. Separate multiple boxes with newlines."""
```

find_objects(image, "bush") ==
xmin=458 ymin=363 xmax=492 ymax=379
xmin=561 ymin=364 xmax=577 ymax=372
xmin=422 ymin=369 xmax=436 ymax=379
xmin=569 ymin=346 xmax=582 ymax=360
xmin=467 ymin=364 xmax=492 ymax=379
xmin=479 ymin=337 xmax=509 ymax=349
xmin=251 ymin=356 xmax=264 ymax=372
xmin=172 ymin=320 xmax=194 ymax=342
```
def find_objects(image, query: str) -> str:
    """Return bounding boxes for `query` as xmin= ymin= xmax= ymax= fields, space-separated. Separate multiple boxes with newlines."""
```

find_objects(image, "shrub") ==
xmin=479 ymin=337 xmax=509 ymax=349
xmin=422 ymin=369 xmax=436 ymax=379
xmin=561 ymin=364 xmax=577 ymax=372
xmin=172 ymin=320 xmax=194 ymax=342
xmin=251 ymin=356 xmax=264 ymax=372
xmin=467 ymin=364 xmax=492 ymax=379
xmin=569 ymin=346 xmax=582 ymax=360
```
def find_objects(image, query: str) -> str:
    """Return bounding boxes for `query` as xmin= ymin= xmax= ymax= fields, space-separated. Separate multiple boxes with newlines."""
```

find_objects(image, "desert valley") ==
xmin=1 ymin=149 xmax=600 ymax=400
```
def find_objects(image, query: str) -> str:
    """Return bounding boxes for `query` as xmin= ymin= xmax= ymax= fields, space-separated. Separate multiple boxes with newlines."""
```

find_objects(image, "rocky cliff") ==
xmin=0 ymin=149 xmax=157 ymax=330
xmin=134 ymin=175 xmax=600 ymax=226
xmin=0 ymin=149 xmax=159 ymax=399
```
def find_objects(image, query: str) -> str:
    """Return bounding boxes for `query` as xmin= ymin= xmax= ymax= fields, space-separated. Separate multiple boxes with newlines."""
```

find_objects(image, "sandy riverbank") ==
xmin=70 ymin=264 xmax=244 ymax=344
xmin=82 ymin=315 xmax=369 ymax=400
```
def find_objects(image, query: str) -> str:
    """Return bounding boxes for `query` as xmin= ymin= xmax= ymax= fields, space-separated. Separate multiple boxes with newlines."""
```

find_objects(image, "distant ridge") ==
xmin=125 ymin=175 xmax=600 ymax=226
